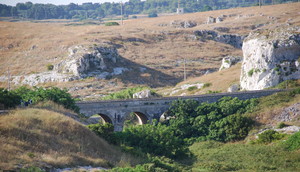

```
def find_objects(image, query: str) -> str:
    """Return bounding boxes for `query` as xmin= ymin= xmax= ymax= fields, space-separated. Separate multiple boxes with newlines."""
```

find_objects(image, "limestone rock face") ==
xmin=13 ymin=72 xmax=76 ymax=86
xmin=9 ymin=43 xmax=125 ymax=86
xmin=240 ymin=27 xmax=300 ymax=90
xmin=219 ymin=56 xmax=242 ymax=71
xmin=170 ymin=20 xmax=197 ymax=28
xmin=194 ymin=30 xmax=245 ymax=48
xmin=207 ymin=16 xmax=216 ymax=24
xmin=133 ymin=89 xmax=156 ymax=99
xmin=56 ymin=44 xmax=119 ymax=77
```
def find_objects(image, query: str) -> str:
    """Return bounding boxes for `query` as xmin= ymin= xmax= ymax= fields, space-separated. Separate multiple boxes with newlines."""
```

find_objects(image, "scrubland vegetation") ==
xmin=89 ymin=88 xmax=300 ymax=171
xmin=0 ymin=86 xmax=300 ymax=171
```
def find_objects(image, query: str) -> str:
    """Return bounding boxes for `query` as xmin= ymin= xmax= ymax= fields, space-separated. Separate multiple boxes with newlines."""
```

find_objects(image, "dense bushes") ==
xmin=283 ymin=131 xmax=300 ymax=151
xmin=0 ymin=88 xmax=21 ymax=108
xmin=255 ymin=130 xmax=286 ymax=144
xmin=0 ymin=87 xmax=79 ymax=112
xmin=165 ymin=97 xmax=257 ymax=142
xmin=87 ymin=123 xmax=117 ymax=144
xmin=116 ymin=123 xmax=187 ymax=158
xmin=90 ymin=97 xmax=257 ymax=160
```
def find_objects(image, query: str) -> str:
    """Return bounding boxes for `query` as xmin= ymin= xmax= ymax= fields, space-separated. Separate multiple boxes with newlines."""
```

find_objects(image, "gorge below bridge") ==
xmin=76 ymin=89 xmax=282 ymax=131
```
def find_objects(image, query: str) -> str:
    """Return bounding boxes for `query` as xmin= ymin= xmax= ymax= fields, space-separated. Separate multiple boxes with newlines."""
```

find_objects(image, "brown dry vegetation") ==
xmin=158 ymin=63 xmax=241 ymax=96
xmin=0 ymin=108 xmax=138 ymax=170
xmin=0 ymin=3 xmax=300 ymax=97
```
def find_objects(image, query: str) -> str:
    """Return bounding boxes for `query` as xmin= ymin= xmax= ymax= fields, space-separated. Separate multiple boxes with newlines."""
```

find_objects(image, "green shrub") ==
xmin=166 ymin=97 xmax=257 ymax=143
xmin=256 ymin=130 xmax=285 ymax=144
xmin=203 ymin=83 xmax=212 ymax=88
xmin=88 ymin=123 xmax=117 ymax=144
xmin=148 ymin=13 xmax=158 ymax=18
xmin=46 ymin=64 xmax=54 ymax=71
xmin=102 ymin=86 xmax=158 ymax=100
xmin=116 ymin=123 xmax=188 ymax=158
xmin=0 ymin=88 xmax=21 ymax=108
xmin=206 ymin=90 xmax=221 ymax=94
xmin=283 ymin=131 xmax=300 ymax=151
xmin=132 ymin=15 xmax=137 ymax=19
xmin=248 ymin=69 xmax=254 ymax=77
xmin=14 ymin=86 xmax=79 ymax=113
xmin=111 ymin=155 xmax=182 ymax=172
xmin=277 ymin=122 xmax=287 ymax=129
xmin=105 ymin=22 xmax=119 ymax=26
xmin=187 ymin=86 xmax=197 ymax=91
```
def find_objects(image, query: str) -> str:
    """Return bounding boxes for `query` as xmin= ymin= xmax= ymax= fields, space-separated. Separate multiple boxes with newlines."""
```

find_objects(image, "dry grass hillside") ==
xmin=0 ymin=108 xmax=138 ymax=170
xmin=0 ymin=2 xmax=300 ymax=98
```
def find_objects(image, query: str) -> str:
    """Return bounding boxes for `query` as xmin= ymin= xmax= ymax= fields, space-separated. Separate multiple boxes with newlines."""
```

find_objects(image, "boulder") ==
xmin=240 ymin=27 xmax=300 ymax=90
xmin=133 ymin=89 xmax=156 ymax=99
xmin=56 ymin=44 xmax=119 ymax=77
xmin=227 ymin=84 xmax=240 ymax=92
xmin=216 ymin=17 xmax=223 ymax=23
xmin=170 ymin=20 xmax=197 ymax=28
xmin=219 ymin=56 xmax=242 ymax=71
xmin=274 ymin=103 xmax=300 ymax=122
xmin=207 ymin=16 xmax=216 ymax=24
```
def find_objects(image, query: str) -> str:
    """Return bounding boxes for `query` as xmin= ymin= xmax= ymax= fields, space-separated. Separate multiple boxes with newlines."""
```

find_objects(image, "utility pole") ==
xmin=184 ymin=58 xmax=186 ymax=81
xmin=120 ymin=1 xmax=123 ymax=25
xmin=7 ymin=67 xmax=11 ymax=91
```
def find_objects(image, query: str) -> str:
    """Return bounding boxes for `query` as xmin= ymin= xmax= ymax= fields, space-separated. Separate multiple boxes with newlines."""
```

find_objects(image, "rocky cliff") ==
xmin=240 ymin=27 xmax=300 ymax=90
xmin=194 ymin=30 xmax=245 ymax=48
xmin=56 ymin=44 xmax=119 ymax=78
xmin=10 ymin=43 xmax=126 ymax=86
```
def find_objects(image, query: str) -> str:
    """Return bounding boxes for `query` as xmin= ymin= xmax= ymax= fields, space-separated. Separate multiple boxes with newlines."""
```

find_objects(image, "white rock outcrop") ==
xmin=240 ymin=27 xmax=300 ymax=90
xmin=207 ymin=16 xmax=216 ymax=24
xmin=56 ymin=44 xmax=119 ymax=77
xmin=227 ymin=84 xmax=240 ymax=92
xmin=170 ymin=20 xmax=197 ymax=28
xmin=13 ymin=72 xmax=77 ymax=86
xmin=133 ymin=89 xmax=156 ymax=99
xmin=7 ymin=43 xmax=126 ymax=86
xmin=219 ymin=56 xmax=242 ymax=71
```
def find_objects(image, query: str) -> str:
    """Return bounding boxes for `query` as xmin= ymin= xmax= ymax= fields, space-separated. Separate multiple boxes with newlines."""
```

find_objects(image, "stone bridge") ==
xmin=76 ymin=89 xmax=282 ymax=131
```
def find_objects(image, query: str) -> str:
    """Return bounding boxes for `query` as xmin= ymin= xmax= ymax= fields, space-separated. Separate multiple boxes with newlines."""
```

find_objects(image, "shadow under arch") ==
xmin=97 ymin=113 xmax=113 ymax=124
xmin=133 ymin=112 xmax=149 ymax=125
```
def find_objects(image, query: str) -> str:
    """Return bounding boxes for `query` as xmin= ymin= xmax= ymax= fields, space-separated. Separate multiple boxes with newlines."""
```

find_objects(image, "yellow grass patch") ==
xmin=0 ymin=108 xmax=138 ymax=170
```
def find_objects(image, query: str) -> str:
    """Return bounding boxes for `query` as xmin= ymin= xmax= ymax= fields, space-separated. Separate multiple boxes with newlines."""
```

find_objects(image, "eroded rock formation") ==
xmin=240 ymin=27 xmax=300 ymax=90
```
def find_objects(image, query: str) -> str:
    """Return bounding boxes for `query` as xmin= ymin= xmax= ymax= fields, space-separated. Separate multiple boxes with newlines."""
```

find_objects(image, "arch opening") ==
xmin=134 ymin=112 xmax=149 ymax=125
xmin=123 ymin=112 xmax=149 ymax=128
xmin=98 ymin=113 xmax=113 ymax=124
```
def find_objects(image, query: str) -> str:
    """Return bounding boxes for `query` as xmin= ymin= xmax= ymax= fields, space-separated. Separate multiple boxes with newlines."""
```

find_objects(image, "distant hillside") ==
xmin=0 ymin=0 xmax=298 ymax=20
xmin=0 ymin=108 xmax=138 ymax=170
xmin=0 ymin=2 xmax=299 ymax=100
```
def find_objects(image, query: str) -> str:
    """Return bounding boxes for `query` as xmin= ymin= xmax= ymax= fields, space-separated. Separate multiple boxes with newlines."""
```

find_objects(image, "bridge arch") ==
xmin=133 ymin=112 xmax=149 ymax=125
xmin=97 ymin=113 xmax=113 ymax=124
